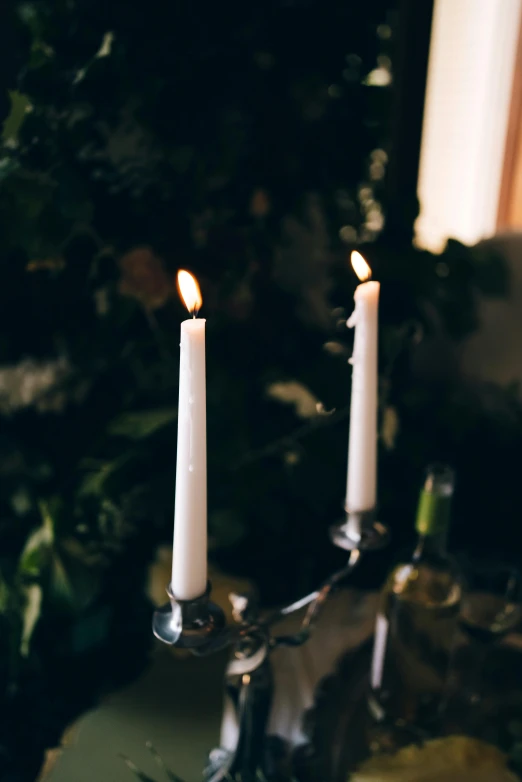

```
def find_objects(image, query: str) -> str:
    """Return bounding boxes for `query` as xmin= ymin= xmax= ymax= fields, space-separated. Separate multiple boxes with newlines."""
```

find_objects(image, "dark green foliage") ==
xmin=0 ymin=0 xmax=515 ymax=672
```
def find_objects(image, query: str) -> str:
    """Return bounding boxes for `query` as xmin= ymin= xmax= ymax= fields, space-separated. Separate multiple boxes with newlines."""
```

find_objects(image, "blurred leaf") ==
xmin=18 ymin=502 xmax=54 ymax=577
xmin=17 ymin=496 xmax=100 ymax=614
xmin=2 ymin=90 xmax=30 ymax=142
xmin=0 ymin=573 xmax=11 ymax=613
xmin=0 ymin=155 xmax=20 ymax=181
xmin=78 ymin=453 xmax=134 ymax=496
xmin=381 ymin=405 xmax=399 ymax=450
xmin=20 ymin=582 xmax=42 ymax=656
xmin=266 ymin=380 xmax=321 ymax=419
xmin=108 ymin=408 xmax=177 ymax=439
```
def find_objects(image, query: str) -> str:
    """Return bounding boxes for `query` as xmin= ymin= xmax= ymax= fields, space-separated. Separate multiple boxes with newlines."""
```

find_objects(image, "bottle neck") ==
xmin=413 ymin=529 xmax=448 ymax=562
xmin=414 ymin=486 xmax=452 ymax=561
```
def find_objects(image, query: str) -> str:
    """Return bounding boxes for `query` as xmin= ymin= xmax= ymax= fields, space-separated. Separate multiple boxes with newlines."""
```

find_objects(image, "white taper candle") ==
xmin=171 ymin=272 xmax=207 ymax=600
xmin=345 ymin=252 xmax=380 ymax=518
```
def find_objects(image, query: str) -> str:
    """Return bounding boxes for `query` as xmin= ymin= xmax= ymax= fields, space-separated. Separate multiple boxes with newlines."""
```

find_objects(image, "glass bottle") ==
xmin=368 ymin=464 xmax=461 ymax=739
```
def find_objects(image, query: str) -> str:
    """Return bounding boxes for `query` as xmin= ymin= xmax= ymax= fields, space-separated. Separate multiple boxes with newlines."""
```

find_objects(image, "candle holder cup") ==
xmin=330 ymin=508 xmax=389 ymax=552
xmin=152 ymin=508 xmax=388 ymax=782
xmin=152 ymin=582 xmax=226 ymax=649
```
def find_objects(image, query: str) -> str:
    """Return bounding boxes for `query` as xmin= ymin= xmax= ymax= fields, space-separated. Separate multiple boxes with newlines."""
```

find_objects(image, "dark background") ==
xmin=0 ymin=1 xmax=520 ymax=777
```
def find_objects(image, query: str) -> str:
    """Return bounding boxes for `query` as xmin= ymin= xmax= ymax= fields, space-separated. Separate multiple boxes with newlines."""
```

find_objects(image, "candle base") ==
xmin=329 ymin=509 xmax=389 ymax=552
xmin=152 ymin=581 xmax=226 ymax=649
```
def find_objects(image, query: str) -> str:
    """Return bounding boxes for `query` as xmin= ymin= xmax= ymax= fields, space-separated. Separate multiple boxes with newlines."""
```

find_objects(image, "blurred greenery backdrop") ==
xmin=0 ymin=2 xmax=519 ymax=774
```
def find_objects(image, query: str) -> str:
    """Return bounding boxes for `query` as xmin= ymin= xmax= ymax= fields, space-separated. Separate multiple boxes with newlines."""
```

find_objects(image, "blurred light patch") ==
xmin=370 ymin=161 xmax=385 ymax=181
xmin=416 ymin=0 xmax=522 ymax=253
xmin=377 ymin=24 xmax=392 ymax=40
xmin=339 ymin=225 xmax=357 ymax=243
xmin=96 ymin=32 xmax=114 ymax=59
xmin=328 ymin=84 xmax=341 ymax=98
xmin=266 ymin=380 xmax=321 ymax=419
xmin=363 ymin=67 xmax=392 ymax=87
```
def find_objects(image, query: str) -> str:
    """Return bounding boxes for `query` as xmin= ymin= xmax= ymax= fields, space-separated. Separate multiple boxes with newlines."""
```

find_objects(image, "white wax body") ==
xmin=345 ymin=280 xmax=380 ymax=513
xmin=171 ymin=318 xmax=207 ymax=600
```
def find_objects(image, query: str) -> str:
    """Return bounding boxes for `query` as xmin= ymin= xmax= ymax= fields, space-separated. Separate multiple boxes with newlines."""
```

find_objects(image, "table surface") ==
xmin=39 ymin=589 xmax=379 ymax=782
xmin=39 ymin=587 xmax=522 ymax=782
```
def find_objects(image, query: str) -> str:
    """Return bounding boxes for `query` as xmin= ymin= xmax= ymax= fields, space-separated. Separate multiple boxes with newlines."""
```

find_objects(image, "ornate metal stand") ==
xmin=152 ymin=510 xmax=388 ymax=782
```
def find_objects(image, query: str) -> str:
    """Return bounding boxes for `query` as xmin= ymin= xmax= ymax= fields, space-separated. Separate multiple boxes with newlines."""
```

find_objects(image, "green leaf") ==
xmin=0 ymin=574 xmax=11 ymax=613
xmin=108 ymin=408 xmax=177 ymax=440
xmin=20 ymin=583 xmax=42 ymax=656
xmin=47 ymin=546 xmax=101 ymax=615
xmin=17 ymin=3 xmax=43 ymax=38
xmin=78 ymin=455 xmax=133 ymax=496
xmin=0 ymin=156 xmax=20 ymax=181
xmin=28 ymin=41 xmax=54 ymax=70
xmin=18 ymin=502 xmax=55 ymax=577
xmin=2 ymin=91 xmax=30 ymax=142
xmin=18 ymin=532 xmax=49 ymax=577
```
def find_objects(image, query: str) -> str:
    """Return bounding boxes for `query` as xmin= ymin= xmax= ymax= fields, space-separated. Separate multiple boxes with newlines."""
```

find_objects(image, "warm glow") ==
xmin=177 ymin=270 xmax=202 ymax=315
xmin=351 ymin=251 xmax=372 ymax=282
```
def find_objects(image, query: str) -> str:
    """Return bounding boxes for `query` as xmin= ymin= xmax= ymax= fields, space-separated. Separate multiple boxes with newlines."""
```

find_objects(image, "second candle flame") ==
xmin=177 ymin=270 xmax=202 ymax=315
xmin=351 ymin=251 xmax=372 ymax=282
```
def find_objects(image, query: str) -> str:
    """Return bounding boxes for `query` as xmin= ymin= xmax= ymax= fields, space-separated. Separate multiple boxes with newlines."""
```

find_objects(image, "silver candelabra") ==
xmin=152 ymin=510 xmax=388 ymax=782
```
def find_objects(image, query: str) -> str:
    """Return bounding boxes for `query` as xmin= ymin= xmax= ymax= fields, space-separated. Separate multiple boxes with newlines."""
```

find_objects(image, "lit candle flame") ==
xmin=177 ymin=270 xmax=202 ymax=316
xmin=351 ymin=251 xmax=372 ymax=282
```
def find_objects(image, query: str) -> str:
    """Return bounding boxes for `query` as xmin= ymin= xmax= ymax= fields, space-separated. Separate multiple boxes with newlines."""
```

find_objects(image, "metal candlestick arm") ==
xmin=152 ymin=510 xmax=388 ymax=782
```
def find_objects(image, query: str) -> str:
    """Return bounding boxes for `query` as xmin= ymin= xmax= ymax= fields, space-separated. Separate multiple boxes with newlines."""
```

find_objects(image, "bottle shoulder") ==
xmin=385 ymin=558 xmax=462 ymax=609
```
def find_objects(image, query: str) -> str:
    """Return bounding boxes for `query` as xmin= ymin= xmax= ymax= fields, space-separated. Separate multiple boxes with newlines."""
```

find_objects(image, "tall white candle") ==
xmin=171 ymin=271 xmax=207 ymax=600
xmin=345 ymin=252 xmax=380 ymax=521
